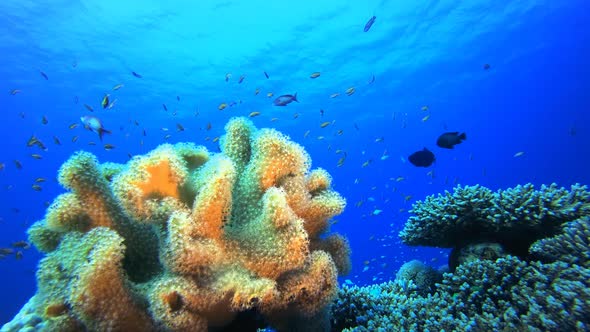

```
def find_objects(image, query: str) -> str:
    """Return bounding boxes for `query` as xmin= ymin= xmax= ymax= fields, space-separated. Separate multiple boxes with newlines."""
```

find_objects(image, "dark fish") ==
xmin=74 ymin=96 xmax=79 ymax=104
xmin=368 ymin=74 xmax=375 ymax=84
xmin=40 ymin=71 xmax=48 ymax=80
xmin=176 ymin=96 xmax=180 ymax=101
xmin=163 ymin=104 xmax=168 ymax=111
xmin=264 ymin=71 xmax=269 ymax=79
xmin=364 ymin=15 xmax=376 ymax=32
xmin=436 ymin=132 xmax=466 ymax=149
xmin=131 ymin=71 xmax=143 ymax=78
xmin=238 ymin=75 xmax=245 ymax=83
xmin=408 ymin=148 xmax=435 ymax=167
xmin=273 ymin=93 xmax=298 ymax=106
xmin=483 ymin=64 xmax=491 ymax=70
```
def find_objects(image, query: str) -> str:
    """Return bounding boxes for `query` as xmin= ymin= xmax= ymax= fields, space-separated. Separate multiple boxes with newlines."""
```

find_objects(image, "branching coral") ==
xmin=400 ymin=183 xmax=590 ymax=257
xmin=7 ymin=117 xmax=349 ymax=332
xmin=331 ymin=184 xmax=590 ymax=332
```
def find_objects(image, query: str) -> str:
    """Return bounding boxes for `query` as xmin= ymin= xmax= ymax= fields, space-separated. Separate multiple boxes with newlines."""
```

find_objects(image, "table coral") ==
xmin=332 ymin=183 xmax=590 ymax=332
xmin=5 ymin=117 xmax=349 ymax=332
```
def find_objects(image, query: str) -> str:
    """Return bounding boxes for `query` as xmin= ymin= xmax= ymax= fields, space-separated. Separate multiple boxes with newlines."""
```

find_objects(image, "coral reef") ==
xmin=400 ymin=183 xmax=590 ymax=257
xmin=3 ymin=117 xmax=349 ymax=332
xmin=332 ymin=183 xmax=590 ymax=331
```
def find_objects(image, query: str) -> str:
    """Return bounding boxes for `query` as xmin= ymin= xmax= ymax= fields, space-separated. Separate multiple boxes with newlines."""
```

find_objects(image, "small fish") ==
xmin=40 ymin=71 xmax=49 ymax=80
xmin=375 ymin=137 xmax=384 ymax=143
xmin=107 ymin=99 xmax=117 ymax=109
xmin=206 ymin=122 xmax=212 ymax=130
xmin=176 ymin=123 xmax=185 ymax=132
xmin=31 ymin=154 xmax=43 ymax=160
xmin=304 ymin=130 xmax=310 ymax=138
xmin=346 ymin=87 xmax=355 ymax=96
xmin=264 ymin=71 xmax=269 ymax=79
xmin=10 ymin=89 xmax=22 ymax=95
xmin=88 ymin=141 xmax=97 ymax=146
xmin=483 ymin=63 xmax=491 ymax=70
xmin=270 ymin=117 xmax=278 ymax=122
xmin=32 ymin=184 xmax=42 ymax=191
xmin=404 ymin=195 xmax=413 ymax=202
xmin=131 ymin=71 xmax=142 ymax=78
xmin=142 ymin=129 xmax=147 ymax=136
xmin=74 ymin=96 xmax=79 ymax=104
xmin=218 ymin=103 xmax=227 ymax=110
xmin=225 ymin=73 xmax=231 ymax=82
xmin=14 ymin=160 xmax=23 ymax=170
xmin=35 ymin=177 xmax=46 ymax=183
xmin=409 ymin=148 xmax=435 ymax=167
xmin=337 ymin=129 xmax=343 ymax=135
xmin=42 ymin=115 xmax=48 ymax=125
xmin=395 ymin=176 xmax=405 ymax=182
xmin=72 ymin=136 xmax=79 ymax=143
xmin=422 ymin=114 xmax=430 ymax=122
xmin=101 ymin=94 xmax=110 ymax=109
xmin=330 ymin=93 xmax=340 ymax=98
xmin=293 ymin=113 xmax=300 ymax=119
xmin=161 ymin=127 xmax=169 ymax=132
xmin=164 ymin=134 xmax=171 ymax=140
xmin=15 ymin=251 xmax=23 ymax=260
xmin=0 ymin=248 xmax=14 ymax=255
xmin=436 ymin=132 xmax=466 ymax=149
xmin=364 ymin=15 xmax=376 ymax=32
xmin=112 ymin=84 xmax=124 ymax=90
xmin=176 ymin=96 xmax=180 ymax=101
xmin=163 ymin=104 xmax=168 ymax=111
xmin=337 ymin=156 xmax=346 ymax=167
xmin=310 ymin=72 xmax=321 ymax=79
xmin=84 ymin=104 xmax=94 ymax=112
xmin=249 ymin=111 xmax=261 ymax=118
xmin=267 ymin=92 xmax=274 ymax=98
xmin=255 ymin=88 xmax=260 ymax=95
xmin=362 ymin=160 xmax=372 ymax=168
xmin=11 ymin=241 xmax=30 ymax=249
xmin=104 ymin=144 xmax=116 ymax=150
xmin=238 ymin=75 xmax=245 ymax=83
xmin=368 ymin=75 xmax=375 ymax=84
xmin=212 ymin=137 xmax=219 ymax=143
xmin=273 ymin=93 xmax=298 ymax=106
xmin=0 ymin=163 xmax=4 ymax=171
xmin=514 ymin=151 xmax=525 ymax=158
xmin=69 ymin=123 xmax=79 ymax=130
xmin=320 ymin=121 xmax=331 ymax=128
xmin=421 ymin=106 xmax=429 ymax=111
xmin=81 ymin=116 xmax=112 ymax=141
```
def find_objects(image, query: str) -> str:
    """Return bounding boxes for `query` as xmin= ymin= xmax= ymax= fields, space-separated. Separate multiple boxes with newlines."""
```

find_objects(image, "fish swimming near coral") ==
xmin=81 ymin=116 xmax=112 ymax=141
xmin=408 ymin=148 xmax=435 ymax=167
xmin=436 ymin=132 xmax=466 ymax=149
xmin=273 ymin=93 xmax=298 ymax=106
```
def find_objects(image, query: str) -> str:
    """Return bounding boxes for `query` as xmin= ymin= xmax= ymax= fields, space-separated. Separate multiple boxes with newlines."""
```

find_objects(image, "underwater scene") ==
xmin=1 ymin=0 xmax=590 ymax=331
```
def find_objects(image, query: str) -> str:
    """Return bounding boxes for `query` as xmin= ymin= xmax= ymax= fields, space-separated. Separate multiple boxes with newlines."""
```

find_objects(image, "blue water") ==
xmin=1 ymin=0 xmax=589 ymax=325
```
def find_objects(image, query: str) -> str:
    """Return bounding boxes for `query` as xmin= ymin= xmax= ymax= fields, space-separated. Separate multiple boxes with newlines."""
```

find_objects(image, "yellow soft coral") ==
xmin=23 ymin=117 xmax=349 ymax=332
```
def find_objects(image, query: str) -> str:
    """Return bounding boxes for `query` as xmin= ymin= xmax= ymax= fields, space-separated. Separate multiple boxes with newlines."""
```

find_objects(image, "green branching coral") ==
xmin=330 ymin=183 xmax=590 ymax=332
xmin=333 ymin=256 xmax=590 ymax=331
xmin=400 ymin=183 xmax=590 ymax=257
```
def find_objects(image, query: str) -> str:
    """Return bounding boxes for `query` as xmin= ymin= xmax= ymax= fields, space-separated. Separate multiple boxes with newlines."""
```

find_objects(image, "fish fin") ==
xmin=98 ymin=128 xmax=112 ymax=141
xmin=292 ymin=93 xmax=298 ymax=102
xmin=459 ymin=132 xmax=466 ymax=140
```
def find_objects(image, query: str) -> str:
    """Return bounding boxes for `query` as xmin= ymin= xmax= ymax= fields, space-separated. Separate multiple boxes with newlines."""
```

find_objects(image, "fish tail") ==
xmin=459 ymin=132 xmax=467 ymax=141
xmin=99 ymin=128 xmax=112 ymax=141
xmin=293 ymin=93 xmax=298 ymax=102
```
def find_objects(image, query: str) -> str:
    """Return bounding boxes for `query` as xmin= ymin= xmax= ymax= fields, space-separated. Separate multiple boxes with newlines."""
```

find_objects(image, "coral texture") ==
xmin=332 ymin=183 xmax=590 ymax=331
xmin=6 ymin=117 xmax=349 ymax=332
